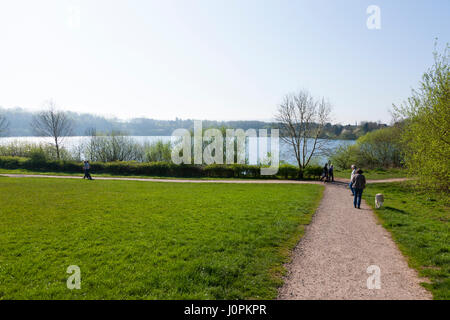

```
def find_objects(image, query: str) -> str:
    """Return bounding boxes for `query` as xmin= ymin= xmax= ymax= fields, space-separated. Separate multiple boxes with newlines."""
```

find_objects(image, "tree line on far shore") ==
xmin=0 ymin=106 xmax=385 ymax=140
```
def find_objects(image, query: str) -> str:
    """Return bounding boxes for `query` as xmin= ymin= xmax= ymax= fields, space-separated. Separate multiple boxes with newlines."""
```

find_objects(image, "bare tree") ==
xmin=0 ymin=114 xmax=9 ymax=136
xmin=275 ymin=90 xmax=332 ymax=178
xmin=31 ymin=100 xmax=74 ymax=160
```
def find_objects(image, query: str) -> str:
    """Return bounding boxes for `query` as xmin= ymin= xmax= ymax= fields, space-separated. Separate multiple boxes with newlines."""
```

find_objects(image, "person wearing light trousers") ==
xmin=349 ymin=164 xmax=357 ymax=195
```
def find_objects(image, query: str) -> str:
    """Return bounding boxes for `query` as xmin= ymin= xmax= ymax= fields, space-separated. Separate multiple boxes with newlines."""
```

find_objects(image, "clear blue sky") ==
xmin=0 ymin=0 xmax=449 ymax=124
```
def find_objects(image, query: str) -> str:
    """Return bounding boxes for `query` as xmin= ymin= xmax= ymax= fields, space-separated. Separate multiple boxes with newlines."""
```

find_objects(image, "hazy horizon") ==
xmin=0 ymin=105 xmax=386 ymax=126
xmin=1 ymin=0 xmax=449 ymax=124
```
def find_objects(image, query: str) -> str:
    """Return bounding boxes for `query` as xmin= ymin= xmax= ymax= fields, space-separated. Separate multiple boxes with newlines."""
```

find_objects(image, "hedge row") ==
xmin=0 ymin=156 xmax=323 ymax=180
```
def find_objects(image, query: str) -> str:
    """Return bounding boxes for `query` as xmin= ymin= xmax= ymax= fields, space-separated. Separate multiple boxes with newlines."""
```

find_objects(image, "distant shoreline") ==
xmin=0 ymin=135 xmax=358 ymax=141
xmin=0 ymin=108 xmax=387 ymax=140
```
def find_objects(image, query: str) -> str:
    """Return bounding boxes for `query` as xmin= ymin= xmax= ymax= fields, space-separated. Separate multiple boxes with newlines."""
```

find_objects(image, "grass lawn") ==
xmin=0 ymin=177 xmax=323 ymax=299
xmin=363 ymin=182 xmax=449 ymax=299
xmin=334 ymin=168 xmax=407 ymax=180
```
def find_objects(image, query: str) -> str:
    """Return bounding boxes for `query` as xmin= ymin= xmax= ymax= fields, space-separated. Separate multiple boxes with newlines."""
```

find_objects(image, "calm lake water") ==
xmin=0 ymin=136 xmax=355 ymax=166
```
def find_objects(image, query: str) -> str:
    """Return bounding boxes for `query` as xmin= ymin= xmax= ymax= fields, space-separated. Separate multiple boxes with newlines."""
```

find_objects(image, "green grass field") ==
xmin=334 ymin=168 xmax=407 ymax=180
xmin=0 ymin=177 xmax=323 ymax=299
xmin=363 ymin=182 xmax=449 ymax=299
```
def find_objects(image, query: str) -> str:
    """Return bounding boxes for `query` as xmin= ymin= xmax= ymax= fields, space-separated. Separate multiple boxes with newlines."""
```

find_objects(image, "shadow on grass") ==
xmin=383 ymin=206 xmax=409 ymax=215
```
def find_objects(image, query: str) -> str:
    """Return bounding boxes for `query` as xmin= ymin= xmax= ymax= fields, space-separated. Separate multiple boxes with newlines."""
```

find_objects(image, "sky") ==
xmin=0 ymin=0 xmax=449 ymax=124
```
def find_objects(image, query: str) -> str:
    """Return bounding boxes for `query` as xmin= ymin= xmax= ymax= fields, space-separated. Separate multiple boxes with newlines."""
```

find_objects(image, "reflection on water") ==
xmin=0 ymin=136 xmax=355 ymax=166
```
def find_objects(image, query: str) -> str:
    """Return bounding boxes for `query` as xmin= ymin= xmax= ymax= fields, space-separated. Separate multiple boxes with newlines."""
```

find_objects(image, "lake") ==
xmin=0 ymin=136 xmax=355 ymax=166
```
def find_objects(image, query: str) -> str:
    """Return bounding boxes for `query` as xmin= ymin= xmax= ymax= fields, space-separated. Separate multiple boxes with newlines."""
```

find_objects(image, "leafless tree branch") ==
xmin=31 ymin=100 xmax=74 ymax=160
xmin=0 ymin=114 xmax=9 ymax=136
xmin=275 ymin=90 xmax=332 ymax=177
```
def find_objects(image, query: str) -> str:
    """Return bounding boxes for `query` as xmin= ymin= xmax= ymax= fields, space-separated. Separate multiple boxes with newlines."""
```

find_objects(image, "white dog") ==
xmin=375 ymin=193 xmax=384 ymax=209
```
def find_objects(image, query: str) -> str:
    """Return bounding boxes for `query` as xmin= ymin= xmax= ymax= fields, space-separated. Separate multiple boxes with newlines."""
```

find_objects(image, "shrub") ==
xmin=0 ymin=156 xmax=326 ymax=181
xmin=82 ymin=131 xmax=145 ymax=162
xmin=60 ymin=161 xmax=82 ymax=173
xmin=0 ymin=156 xmax=25 ymax=169
xmin=329 ymin=144 xmax=358 ymax=169
xmin=28 ymin=148 xmax=47 ymax=165
xmin=331 ymin=126 xmax=404 ymax=169
xmin=170 ymin=164 xmax=204 ymax=177
xmin=144 ymin=140 xmax=172 ymax=162
xmin=204 ymin=164 xmax=235 ymax=178
xmin=304 ymin=165 xmax=323 ymax=179
xmin=278 ymin=164 xmax=299 ymax=179
xmin=0 ymin=141 xmax=73 ymax=160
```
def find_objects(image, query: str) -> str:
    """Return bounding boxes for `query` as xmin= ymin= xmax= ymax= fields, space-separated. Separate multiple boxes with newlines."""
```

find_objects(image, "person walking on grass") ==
xmin=349 ymin=164 xmax=356 ymax=195
xmin=320 ymin=163 xmax=329 ymax=182
xmin=328 ymin=164 xmax=334 ymax=182
xmin=351 ymin=169 xmax=366 ymax=209
xmin=83 ymin=160 xmax=93 ymax=180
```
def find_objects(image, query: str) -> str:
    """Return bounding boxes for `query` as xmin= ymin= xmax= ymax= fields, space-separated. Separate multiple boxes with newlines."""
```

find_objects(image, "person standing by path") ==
xmin=351 ymin=169 xmax=366 ymax=209
xmin=349 ymin=164 xmax=356 ymax=195
xmin=328 ymin=164 xmax=334 ymax=182
xmin=83 ymin=160 xmax=93 ymax=180
xmin=320 ymin=163 xmax=329 ymax=182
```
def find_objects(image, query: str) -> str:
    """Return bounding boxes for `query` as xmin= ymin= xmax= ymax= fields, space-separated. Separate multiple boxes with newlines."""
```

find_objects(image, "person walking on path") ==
xmin=351 ymin=169 xmax=366 ymax=209
xmin=320 ymin=163 xmax=329 ymax=182
xmin=328 ymin=164 xmax=334 ymax=182
xmin=349 ymin=164 xmax=357 ymax=195
xmin=83 ymin=160 xmax=93 ymax=180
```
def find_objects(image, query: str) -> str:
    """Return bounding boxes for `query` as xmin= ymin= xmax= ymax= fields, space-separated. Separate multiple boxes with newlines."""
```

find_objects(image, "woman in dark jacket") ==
xmin=351 ymin=169 xmax=366 ymax=209
xmin=320 ymin=163 xmax=329 ymax=182
xmin=83 ymin=160 xmax=93 ymax=180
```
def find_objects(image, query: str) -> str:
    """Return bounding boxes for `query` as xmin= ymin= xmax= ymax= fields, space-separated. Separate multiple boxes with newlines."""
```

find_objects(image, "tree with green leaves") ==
xmin=392 ymin=42 xmax=449 ymax=193
xmin=331 ymin=125 xmax=404 ymax=169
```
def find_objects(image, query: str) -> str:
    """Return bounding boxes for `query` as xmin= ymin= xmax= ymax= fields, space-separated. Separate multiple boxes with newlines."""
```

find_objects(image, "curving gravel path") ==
xmin=278 ymin=182 xmax=432 ymax=300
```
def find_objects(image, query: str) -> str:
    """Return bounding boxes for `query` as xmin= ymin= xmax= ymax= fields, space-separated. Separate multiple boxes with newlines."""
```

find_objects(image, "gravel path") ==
xmin=278 ymin=183 xmax=432 ymax=300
